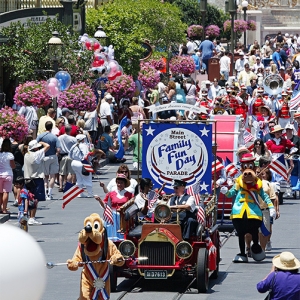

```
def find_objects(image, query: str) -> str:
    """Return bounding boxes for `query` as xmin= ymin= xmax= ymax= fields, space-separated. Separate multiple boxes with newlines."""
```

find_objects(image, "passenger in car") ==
xmin=168 ymin=179 xmax=198 ymax=239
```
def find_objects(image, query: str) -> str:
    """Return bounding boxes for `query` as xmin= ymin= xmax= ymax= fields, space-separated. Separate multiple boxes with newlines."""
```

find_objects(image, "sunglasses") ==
xmin=119 ymin=170 xmax=128 ymax=173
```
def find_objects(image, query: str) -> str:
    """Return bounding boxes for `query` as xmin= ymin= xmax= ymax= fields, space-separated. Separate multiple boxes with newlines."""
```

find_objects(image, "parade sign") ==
xmin=142 ymin=123 xmax=212 ymax=193
xmin=146 ymin=103 xmax=207 ymax=114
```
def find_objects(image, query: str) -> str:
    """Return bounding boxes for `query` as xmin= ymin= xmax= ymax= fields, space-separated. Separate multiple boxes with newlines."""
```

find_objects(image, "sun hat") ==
xmin=258 ymin=105 xmax=272 ymax=116
xmin=76 ymin=134 xmax=86 ymax=141
xmin=272 ymin=124 xmax=284 ymax=133
xmin=273 ymin=252 xmax=300 ymax=270
xmin=237 ymin=146 xmax=250 ymax=156
xmin=28 ymin=140 xmax=42 ymax=151
xmin=285 ymin=123 xmax=294 ymax=130
xmin=240 ymin=153 xmax=255 ymax=163
xmin=120 ymin=98 xmax=131 ymax=107
xmin=105 ymin=93 xmax=114 ymax=100
xmin=116 ymin=173 xmax=130 ymax=188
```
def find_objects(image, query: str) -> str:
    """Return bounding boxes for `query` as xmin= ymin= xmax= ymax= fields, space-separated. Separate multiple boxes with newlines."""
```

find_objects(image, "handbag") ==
xmin=82 ymin=166 xmax=89 ymax=176
xmin=264 ymin=272 xmax=277 ymax=300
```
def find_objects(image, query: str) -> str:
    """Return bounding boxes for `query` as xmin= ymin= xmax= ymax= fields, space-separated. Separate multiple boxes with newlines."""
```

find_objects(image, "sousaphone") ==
xmin=263 ymin=74 xmax=284 ymax=95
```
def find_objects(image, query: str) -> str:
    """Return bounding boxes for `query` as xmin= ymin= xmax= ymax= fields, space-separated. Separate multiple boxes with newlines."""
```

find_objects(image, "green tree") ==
xmin=86 ymin=0 xmax=187 ymax=75
xmin=0 ymin=17 xmax=93 ymax=83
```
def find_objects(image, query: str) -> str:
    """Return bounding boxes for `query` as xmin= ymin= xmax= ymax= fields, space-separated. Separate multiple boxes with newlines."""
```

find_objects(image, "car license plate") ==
xmin=144 ymin=270 xmax=167 ymax=279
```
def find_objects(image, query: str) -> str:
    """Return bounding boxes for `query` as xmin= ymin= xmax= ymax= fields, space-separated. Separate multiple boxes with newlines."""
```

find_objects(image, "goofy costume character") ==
xmin=221 ymin=154 xmax=276 ymax=263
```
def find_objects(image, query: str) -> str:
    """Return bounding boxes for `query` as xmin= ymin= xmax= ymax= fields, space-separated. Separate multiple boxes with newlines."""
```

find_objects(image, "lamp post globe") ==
xmin=94 ymin=25 xmax=107 ymax=46
xmin=47 ymin=31 xmax=63 ymax=65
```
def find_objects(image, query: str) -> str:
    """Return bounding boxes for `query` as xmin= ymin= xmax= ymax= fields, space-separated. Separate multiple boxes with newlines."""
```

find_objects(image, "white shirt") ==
xmin=220 ymin=55 xmax=230 ymax=72
xmin=0 ymin=152 xmax=14 ymax=176
xmin=24 ymin=149 xmax=45 ymax=178
xmin=84 ymin=110 xmax=98 ymax=131
xmin=107 ymin=178 xmax=138 ymax=194
xmin=100 ymin=102 xmax=112 ymax=119
xmin=235 ymin=58 xmax=249 ymax=72
xmin=58 ymin=134 xmax=77 ymax=154
xmin=167 ymin=194 xmax=196 ymax=212
xmin=69 ymin=142 xmax=89 ymax=161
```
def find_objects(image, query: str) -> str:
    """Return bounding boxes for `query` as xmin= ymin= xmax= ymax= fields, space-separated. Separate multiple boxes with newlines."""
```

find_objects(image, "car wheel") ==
xmin=196 ymin=248 xmax=209 ymax=293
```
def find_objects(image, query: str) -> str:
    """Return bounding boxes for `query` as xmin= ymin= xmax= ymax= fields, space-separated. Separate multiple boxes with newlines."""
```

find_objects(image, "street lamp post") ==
xmin=229 ymin=0 xmax=236 ymax=54
xmin=94 ymin=25 xmax=107 ymax=47
xmin=200 ymin=0 xmax=207 ymax=42
xmin=48 ymin=31 xmax=63 ymax=111
xmin=242 ymin=0 xmax=248 ymax=47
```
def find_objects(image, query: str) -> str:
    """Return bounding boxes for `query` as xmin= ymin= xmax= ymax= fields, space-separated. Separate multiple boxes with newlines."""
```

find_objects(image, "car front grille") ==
xmin=139 ymin=241 xmax=174 ymax=266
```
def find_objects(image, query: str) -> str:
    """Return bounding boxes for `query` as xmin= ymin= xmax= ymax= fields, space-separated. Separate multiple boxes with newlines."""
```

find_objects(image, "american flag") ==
xmin=147 ymin=190 xmax=159 ymax=209
xmin=82 ymin=159 xmax=94 ymax=173
xmin=103 ymin=197 xmax=113 ymax=225
xmin=224 ymin=157 xmax=239 ymax=177
xmin=62 ymin=182 xmax=84 ymax=209
xmin=243 ymin=130 xmax=254 ymax=144
xmin=269 ymin=154 xmax=288 ymax=180
xmin=212 ymin=159 xmax=224 ymax=174
xmin=262 ymin=127 xmax=269 ymax=136
xmin=196 ymin=205 xmax=206 ymax=226
xmin=289 ymin=90 xmax=300 ymax=110
xmin=187 ymin=182 xmax=201 ymax=205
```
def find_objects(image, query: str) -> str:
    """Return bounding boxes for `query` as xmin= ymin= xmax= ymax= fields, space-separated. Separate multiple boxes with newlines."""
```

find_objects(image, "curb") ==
xmin=0 ymin=213 xmax=10 ymax=224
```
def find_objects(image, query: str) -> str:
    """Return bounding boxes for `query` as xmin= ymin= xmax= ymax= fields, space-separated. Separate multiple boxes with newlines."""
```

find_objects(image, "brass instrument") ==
xmin=263 ymin=74 xmax=284 ymax=96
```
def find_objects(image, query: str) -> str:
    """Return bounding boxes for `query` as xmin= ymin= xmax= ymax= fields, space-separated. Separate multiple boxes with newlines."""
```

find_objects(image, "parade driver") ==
xmin=168 ymin=179 xmax=197 ymax=240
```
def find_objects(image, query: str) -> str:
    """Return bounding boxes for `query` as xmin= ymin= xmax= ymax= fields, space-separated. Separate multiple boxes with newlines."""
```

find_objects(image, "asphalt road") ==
xmin=4 ymin=153 xmax=300 ymax=300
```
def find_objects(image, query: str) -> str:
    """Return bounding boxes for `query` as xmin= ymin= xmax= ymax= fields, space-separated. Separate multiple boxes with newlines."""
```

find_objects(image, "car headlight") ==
xmin=118 ymin=240 xmax=136 ymax=258
xmin=176 ymin=241 xmax=193 ymax=259
xmin=154 ymin=204 xmax=172 ymax=223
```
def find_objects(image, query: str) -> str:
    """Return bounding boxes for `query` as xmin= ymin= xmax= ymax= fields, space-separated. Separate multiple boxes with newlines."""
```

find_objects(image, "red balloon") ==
xmin=85 ymin=41 xmax=92 ymax=51
xmin=94 ymin=42 xmax=101 ymax=50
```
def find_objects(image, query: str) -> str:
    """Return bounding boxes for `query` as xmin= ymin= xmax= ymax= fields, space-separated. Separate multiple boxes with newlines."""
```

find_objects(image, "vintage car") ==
xmin=110 ymin=195 xmax=220 ymax=293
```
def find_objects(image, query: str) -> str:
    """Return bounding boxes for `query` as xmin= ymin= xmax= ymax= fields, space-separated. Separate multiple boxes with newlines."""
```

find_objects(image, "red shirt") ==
xmin=59 ymin=125 xmax=79 ymax=137
xmin=266 ymin=138 xmax=294 ymax=153
xmin=103 ymin=190 xmax=134 ymax=209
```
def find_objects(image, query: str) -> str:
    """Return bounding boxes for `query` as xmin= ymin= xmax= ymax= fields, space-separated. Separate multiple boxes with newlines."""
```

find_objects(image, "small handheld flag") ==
xmin=62 ymin=182 xmax=84 ymax=209
xmin=82 ymin=159 xmax=94 ymax=173
xmin=103 ymin=198 xmax=114 ymax=225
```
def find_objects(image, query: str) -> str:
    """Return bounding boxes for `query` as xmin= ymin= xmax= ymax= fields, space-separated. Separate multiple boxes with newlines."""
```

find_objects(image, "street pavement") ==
xmin=3 ymin=149 xmax=300 ymax=300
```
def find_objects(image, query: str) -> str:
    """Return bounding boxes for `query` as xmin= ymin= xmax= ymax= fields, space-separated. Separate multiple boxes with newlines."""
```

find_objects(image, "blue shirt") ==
xmin=199 ymin=40 xmax=215 ymax=60
xmin=36 ymin=132 xmax=61 ymax=156
xmin=272 ymin=51 xmax=282 ymax=69
xmin=192 ymin=54 xmax=200 ymax=70
xmin=97 ymin=132 xmax=113 ymax=153
xmin=257 ymin=271 xmax=300 ymax=300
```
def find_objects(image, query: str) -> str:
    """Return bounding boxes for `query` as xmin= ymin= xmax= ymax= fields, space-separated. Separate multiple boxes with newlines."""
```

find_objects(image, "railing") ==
xmin=0 ymin=0 xmax=111 ymax=13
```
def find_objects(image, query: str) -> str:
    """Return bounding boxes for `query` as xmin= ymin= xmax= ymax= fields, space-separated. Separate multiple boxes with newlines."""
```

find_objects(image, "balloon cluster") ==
xmin=45 ymin=71 xmax=71 ymax=97
xmin=81 ymin=32 xmax=123 ymax=82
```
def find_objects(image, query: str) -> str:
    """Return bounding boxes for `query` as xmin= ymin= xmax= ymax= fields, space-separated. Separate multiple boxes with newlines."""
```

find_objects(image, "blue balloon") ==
xmin=55 ymin=71 xmax=71 ymax=91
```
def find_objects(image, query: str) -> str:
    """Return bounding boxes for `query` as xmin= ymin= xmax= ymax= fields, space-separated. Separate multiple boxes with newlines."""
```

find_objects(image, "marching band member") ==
xmin=277 ymin=90 xmax=291 ymax=128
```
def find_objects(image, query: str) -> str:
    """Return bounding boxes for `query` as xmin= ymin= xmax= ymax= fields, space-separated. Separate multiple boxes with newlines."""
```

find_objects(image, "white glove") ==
xmin=269 ymin=208 xmax=276 ymax=219
xmin=220 ymin=186 xmax=228 ymax=194
xmin=290 ymin=147 xmax=298 ymax=154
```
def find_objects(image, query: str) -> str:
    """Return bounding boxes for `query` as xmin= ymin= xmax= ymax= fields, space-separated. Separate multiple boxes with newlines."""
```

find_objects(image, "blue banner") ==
xmin=142 ymin=123 xmax=212 ymax=194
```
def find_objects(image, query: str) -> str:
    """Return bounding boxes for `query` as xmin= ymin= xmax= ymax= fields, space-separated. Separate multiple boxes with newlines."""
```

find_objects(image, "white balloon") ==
xmin=0 ymin=224 xmax=47 ymax=300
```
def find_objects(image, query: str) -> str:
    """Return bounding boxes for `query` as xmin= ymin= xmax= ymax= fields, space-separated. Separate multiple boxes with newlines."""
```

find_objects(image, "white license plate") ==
xmin=144 ymin=270 xmax=167 ymax=279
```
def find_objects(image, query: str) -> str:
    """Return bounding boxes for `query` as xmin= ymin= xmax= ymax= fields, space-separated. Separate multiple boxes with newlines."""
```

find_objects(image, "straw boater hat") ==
xmin=236 ymin=146 xmax=250 ymax=156
xmin=240 ymin=153 xmax=256 ymax=163
xmin=258 ymin=105 xmax=272 ymax=116
xmin=257 ymin=86 xmax=264 ymax=93
xmin=272 ymin=252 xmax=300 ymax=270
xmin=271 ymin=124 xmax=284 ymax=133
xmin=282 ymin=90 xmax=288 ymax=96
xmin=116 ymin=173 xmax=130 ymax=188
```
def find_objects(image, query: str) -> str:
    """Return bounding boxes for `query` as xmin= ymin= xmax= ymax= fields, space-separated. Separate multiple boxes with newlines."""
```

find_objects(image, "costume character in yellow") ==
xmin=67 ymin=213 xmax=124 ymax=299
xmin=220 ymin=154 xmax=275 ymax=263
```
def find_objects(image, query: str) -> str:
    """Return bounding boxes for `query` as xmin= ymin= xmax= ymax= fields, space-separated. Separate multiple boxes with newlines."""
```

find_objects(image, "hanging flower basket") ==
xmin=147 ymin=58 xmax=165 ymax=71
xmin=224 ymin=19 xmax=248 ymax=33
xmin=138 ymin=62 xmax=160 ymax=90
xmin=0 ymin=106 xmax=29 ymax=141
xmin=187 ymin=25 xmax=203 ymax=40
xmin=205 ymin=25 xmax=221 ymax=39
xmin=57 ymin=82 xmax=96 ymax=112
xmin=247 ymin=20 xmax=257 ymax=31
xmin=13 ymin=81 xmax=52 ymax=108
xmin=170 ymin=56 xmax=195 ymax=75
xmin=105 ymin=74 xmax=136 ymax=100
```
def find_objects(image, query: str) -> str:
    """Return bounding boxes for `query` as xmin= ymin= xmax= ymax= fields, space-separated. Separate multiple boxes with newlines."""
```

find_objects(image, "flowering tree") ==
xmin=0 ymin=107 xmax=29 ymax=141
xmin=205 ymin=25 xmax=220 ymax=39
xmin=105 ymin=74 xmax=136 ymax=100
xmin=170 ymin=56 xmax=195 ymax=75
xmin=13 ymin=81 xmax=52 ymax=108
xmin=57 ymin=82 xmax=96 ymax=112
xmin=247 ymin=20 xmax=257 ymax=31
xmin=138 ymin=62 xmax=160 ymax=90
xmin=187 ymin=25 xmax=203 ymax=39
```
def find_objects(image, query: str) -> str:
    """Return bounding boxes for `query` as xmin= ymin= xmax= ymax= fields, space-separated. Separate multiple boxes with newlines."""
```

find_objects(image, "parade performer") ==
xmin=220 ymin=154 xmax=276 ymax=263
xmin=67 ymin=213 xmax=124 ymax=300
xmin=277 ymin=91 xmax=290 ymax=129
